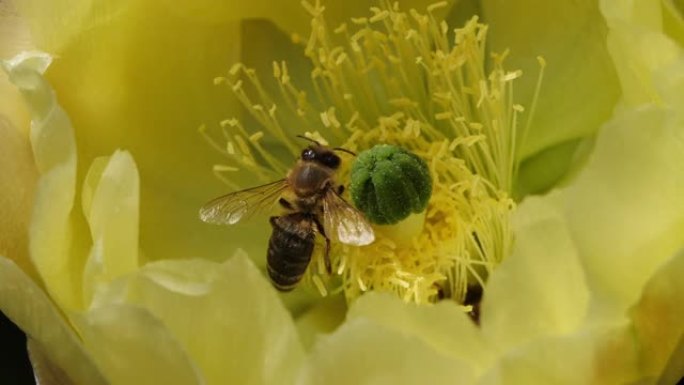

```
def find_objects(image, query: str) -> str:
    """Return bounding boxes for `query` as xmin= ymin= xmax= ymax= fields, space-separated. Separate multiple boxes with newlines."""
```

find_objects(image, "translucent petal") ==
xmin=662 ymin=0 xmax=684 ymax=45
xmin=28 ymin=339 xmax=79 ymax=385
xmin=94 ymin=252 xmax=305 ymax=385
xmin=76 ymin=305 xmax=203 ymax=385
xmin=80 ymin=156 xmax=110 ymax=224
xmin=2 ymin=51 xmax=85 ymax=310
xmin=12 ymin=0 xmax=271 ymax=52
xmin=563 ymin=104 xmax=684 ymax=315
xmin=347 ymin=293 xmax=491 ymax=372
xmin=0 ymin=257 xmax=107 ymax=385
xmin=295 ymin=295 xmax=347 ymax=350
xmin=556 ymin=0 xmax=684 ymax=316
xmin=629 ymin=250 xmax=684 ymax=382
xmin=299 ymin=318 xmax=476 ymax=385
xmin=600 ymin=0 xmax=663 ymax=28
xmin=0 ymin=1 xmax=32 ymax=132
xmin=81 ymin=151 xmax=140 ymax=303
xmin=0 ymin=1 xmax=33 ymax=58
xmin=480 ymin=0 xmax=620 ymax=159
xmin=0 ymin=71 xmax=30 ymax=140
xmin=600 ymin=0 xmax=683 ymax=107
xmin=81 ymin=150 xmax=139 ymax=306
xmin=478 ymin=323 xmax=640 ymax=385
xmin=0 ymin=118 xmax=38 ymax=279
xmin=481 ymin=194 xmax=589 ymax=349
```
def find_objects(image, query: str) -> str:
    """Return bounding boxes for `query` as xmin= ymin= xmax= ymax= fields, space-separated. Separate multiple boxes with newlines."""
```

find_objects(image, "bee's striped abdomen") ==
xmin=267 ymin=214 xmax=315 ymax=291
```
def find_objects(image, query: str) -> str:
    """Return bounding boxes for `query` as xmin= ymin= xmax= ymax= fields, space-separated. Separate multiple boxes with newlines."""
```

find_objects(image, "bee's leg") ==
xmin=279 ymin=198 xmax=294 ymax=210
xmin=337 ymin=185 xmax=345 ymax=195
xmin=312 ymin=217 xmax=332 ymax=274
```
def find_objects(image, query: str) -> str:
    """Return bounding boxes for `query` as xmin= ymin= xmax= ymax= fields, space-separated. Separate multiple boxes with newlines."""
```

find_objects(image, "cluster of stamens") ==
xmin=201 ymin=1 xmax=542 ymax=305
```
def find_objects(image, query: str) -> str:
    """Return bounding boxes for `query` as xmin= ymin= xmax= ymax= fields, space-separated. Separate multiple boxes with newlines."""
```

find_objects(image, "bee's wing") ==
xmin=199 ymin=179 xmax=289 ymax=225
xmin=322 ymin=189 xmax=375 ymax=246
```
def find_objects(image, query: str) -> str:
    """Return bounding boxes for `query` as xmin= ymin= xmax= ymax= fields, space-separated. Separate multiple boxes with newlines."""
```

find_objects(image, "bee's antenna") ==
xmin=295 ymin=135 xmax=320 ymax=146
xmin=333 ymin=147 xmax=357 ymax=156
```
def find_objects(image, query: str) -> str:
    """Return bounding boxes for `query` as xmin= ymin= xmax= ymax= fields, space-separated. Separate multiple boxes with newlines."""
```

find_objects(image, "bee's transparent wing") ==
xmin=323 ymin=189 xmax=375 ymax=246
xmin=199 ymin=179 xmax=289 ymax=225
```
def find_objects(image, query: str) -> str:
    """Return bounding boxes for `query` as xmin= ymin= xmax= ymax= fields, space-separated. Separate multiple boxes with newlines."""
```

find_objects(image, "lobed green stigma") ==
xmin=350 ymin=145 xmax=432 ymax=225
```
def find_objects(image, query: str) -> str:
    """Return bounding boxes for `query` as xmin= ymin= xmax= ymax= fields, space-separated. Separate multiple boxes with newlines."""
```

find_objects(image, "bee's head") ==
xmin=301 ymin=146 xmax=341 ymax=169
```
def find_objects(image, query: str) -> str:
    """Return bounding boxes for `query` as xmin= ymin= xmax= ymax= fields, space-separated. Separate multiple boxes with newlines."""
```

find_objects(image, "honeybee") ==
xmin=199 ymin=137 xmax=375 ymax=291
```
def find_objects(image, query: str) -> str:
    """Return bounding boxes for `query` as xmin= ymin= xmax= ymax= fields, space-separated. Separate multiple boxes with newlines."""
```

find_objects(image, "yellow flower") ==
xmin=1 ymin=1 xmax=683 ymax=385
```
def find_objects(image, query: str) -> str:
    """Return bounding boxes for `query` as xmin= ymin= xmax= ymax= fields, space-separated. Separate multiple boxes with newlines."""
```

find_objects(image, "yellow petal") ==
xmin=600 ymin=0 xmax=683 ymax=106
xmin=559 ymin=0 xmax=684 ymax=316
xmin=3 ymin=51 xmax=86 ymax=310
xmin=295 ymin=295 xmax=347 ymax=350
xmin=28 ymin=338 xmax=79 ymax=385
xmin=93 ymin=252 xmax=305 ymax=385
xmin=0 ymin=1 xmax=32 ymax=133
xmin=0 ymin=118 xmax=38 ymax=279
xmin=0 ymin=12 xmax=34 ymax=265
xmin=0 ymin=257 xmax=107 ymax=385
xmin=629 ymin=250 xmax=684 ymax=382
xmin=600 ymin=0 xmax=663 ymax=28
xmin=347 ymin=293 xmax=491 ymax=372
xmin=478 ymin=323 xmax=640 ymax=385
xmin=0 ymin=1 xmax=33 ymax=57
xmin=563 ymin=104 xmax=684 ymax=315
xmin=662 ymin=0 xmax=684 ymax=45
xmin=81 ymin=150 xmax=140 ymax=305
xmin=480 ymin=0 xmax=620 ymax=159
xmin=76 ymin=305 xmax=203 ymax=385
xmin=80 ymin=156 xmax=110 ymax=224
xmin=84 ymin=152 xmax=139 ymax=277
xmin=300 ymin=318 xmax=476 ymax=385
xmin=481 ymin=194 xmax=589 ymax=349
xmin=12 ymin=0 xmax=286 ymax=52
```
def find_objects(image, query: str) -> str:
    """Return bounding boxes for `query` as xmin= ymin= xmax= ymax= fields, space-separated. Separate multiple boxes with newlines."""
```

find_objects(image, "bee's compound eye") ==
xmin=321 ymin=153 xmax=340 ymax=169
xmin=301 ymin=148 xmax=315 ymax=160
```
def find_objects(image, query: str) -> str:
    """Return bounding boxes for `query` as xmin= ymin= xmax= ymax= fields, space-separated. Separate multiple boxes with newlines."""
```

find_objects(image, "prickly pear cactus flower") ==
xmin=0 ymin=0 xmax=683 ymax=384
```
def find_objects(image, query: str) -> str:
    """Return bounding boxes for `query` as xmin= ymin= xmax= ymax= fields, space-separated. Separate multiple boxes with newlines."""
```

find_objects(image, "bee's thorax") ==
xmin=288 ymin=161 xmax=334 ymax=200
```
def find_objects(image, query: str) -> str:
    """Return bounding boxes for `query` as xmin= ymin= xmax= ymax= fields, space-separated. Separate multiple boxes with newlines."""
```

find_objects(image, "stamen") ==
xmin=517 ymin=56 xmax=547 ymax=172
xmin=312 ymin=275 xmax=328 ymax=297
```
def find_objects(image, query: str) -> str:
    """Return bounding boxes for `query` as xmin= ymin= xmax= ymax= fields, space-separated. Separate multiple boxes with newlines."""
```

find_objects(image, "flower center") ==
xmin=202 ymin=1 xmax=542 ymax=306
